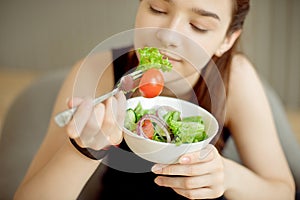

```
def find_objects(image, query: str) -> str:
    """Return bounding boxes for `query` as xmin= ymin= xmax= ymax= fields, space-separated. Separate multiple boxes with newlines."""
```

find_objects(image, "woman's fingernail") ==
xmin=179 ymin=156 xmax=190 ymax=164
xmin=154 ymin=177 xmax=162 ymax=185
xmin=151 ymin=165 xmax=162 ymax=173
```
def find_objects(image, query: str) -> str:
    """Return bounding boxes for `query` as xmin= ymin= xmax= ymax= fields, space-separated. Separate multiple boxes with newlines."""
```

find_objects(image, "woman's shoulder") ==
xmin=36 ymin=49 xmax=115 ymax=158
xmin=230 ymin=53 xmax=256 ymax=77
xmin=57 ymin=46 xmax=134 ymax=106
xmin=229 ymin=53 xmax=260 ymax=92
xmin=226 ymin=53 xmax=266 ymax=123
xmin=73 ymin=50 xmax=113 ymax=73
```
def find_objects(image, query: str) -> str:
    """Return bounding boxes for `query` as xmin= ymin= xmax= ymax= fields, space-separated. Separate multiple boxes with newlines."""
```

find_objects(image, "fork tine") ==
xmin=130 ymin=69 xmax=143 ymax=76
xmin=131 ymin=70 xmax=143 ymax=80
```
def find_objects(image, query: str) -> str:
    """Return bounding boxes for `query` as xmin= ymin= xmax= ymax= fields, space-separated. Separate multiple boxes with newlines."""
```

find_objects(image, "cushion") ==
xmin=0 ymin=69 xmax=68 ymax=199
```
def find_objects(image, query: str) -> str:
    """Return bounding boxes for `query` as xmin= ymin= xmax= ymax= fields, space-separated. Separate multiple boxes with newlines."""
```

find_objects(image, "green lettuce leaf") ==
xmin=182 ymin=116 xmax=204 ymax=124
xmin=163 ymin=111 xmax=207 ymax=145
xmin=133 ymin=102 xmax=155 ymax=121
xmin=175 ymin=122 xmax=207 ymax=144
xmin=137 ymin=47 xmax=173 ymax=72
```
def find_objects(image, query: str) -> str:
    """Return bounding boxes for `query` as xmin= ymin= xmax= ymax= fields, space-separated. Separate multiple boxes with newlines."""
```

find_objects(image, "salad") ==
xmin=124 ymin=102 xmax=208 ymax=145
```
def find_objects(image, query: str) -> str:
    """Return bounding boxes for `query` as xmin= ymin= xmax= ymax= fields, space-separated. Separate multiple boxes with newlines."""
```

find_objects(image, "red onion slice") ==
xmin=136 ymin=114 xmax=171 ymax=143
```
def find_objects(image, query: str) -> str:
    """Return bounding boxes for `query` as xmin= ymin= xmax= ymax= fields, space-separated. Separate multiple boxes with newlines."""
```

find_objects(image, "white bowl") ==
xmin=123 ymin=96 xmax=219 ymax=164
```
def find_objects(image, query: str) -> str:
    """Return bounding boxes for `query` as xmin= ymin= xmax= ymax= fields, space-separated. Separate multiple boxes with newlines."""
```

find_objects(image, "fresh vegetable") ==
xmin=124 ymin=109 xmax=137 ymax=131
xmin=137 ymin=47 xmax=173 ymax=72
xmin=139 ymin=68 xmax=164 ymax=98
xmin=133 ymin=102 xmax=155 ymax=121
xmin=141 ymin=119 xmax=154 ymax=139
xmin=124 ymin=102 xmax=208 ymax=145
xmin=135 ymin=47 xmax=173 ymax=98
xmin=136 ymin=114 xmax=171 ymax=143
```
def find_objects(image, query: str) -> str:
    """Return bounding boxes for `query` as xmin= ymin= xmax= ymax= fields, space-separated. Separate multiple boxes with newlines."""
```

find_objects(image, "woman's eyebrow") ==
xmin=191 ymin=8 xmax=221 ymax=21
xmin=160 ymin=0 xmax=220 ymax=22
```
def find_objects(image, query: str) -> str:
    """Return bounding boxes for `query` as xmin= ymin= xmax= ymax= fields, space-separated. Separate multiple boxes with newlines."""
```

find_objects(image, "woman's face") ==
xmin=134 ymin=0 xmax=235 ymax=86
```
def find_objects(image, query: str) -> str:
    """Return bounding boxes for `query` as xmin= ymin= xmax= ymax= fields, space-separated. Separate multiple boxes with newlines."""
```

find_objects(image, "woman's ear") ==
xmin=215 ymin=29 xmax=242 ymax=57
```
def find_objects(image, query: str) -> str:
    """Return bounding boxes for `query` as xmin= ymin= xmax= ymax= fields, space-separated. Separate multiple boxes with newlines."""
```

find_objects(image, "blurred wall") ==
xmin=241 ymin=0 xmax=300 ymax=108
xmin=0 ymin=0 xmax=299 ymax=107
xmin=0 ymin=0 xmax=139 ymax=70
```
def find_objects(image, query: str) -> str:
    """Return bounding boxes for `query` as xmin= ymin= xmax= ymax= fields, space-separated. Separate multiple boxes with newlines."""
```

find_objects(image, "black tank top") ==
xmin=77 ymin=47 xmax=226 ymax=200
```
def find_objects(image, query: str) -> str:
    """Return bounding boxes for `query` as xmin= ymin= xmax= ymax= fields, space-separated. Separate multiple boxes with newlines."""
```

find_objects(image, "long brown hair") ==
xmin=194 ymin=0 xmax=250 ymax=151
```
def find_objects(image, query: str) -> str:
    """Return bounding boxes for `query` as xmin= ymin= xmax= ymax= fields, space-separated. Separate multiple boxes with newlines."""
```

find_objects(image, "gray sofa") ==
xmin=0 ymin=69 xmax=299 ymax=199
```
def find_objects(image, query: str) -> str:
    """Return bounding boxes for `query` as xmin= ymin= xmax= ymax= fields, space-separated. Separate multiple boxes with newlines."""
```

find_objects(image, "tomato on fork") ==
xmin=139 ymin=68 xmax=164 ymax=98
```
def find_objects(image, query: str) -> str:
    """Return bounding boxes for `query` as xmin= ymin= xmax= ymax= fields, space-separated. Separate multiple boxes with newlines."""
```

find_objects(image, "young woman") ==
xmin=15 ymin=0 xmax=295 ymax=199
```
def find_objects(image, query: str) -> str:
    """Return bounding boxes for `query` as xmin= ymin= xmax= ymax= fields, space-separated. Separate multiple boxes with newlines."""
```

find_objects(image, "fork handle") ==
xmin=93 ymin=88 xmax=119 ymax=105
xmin=54 ymin=88 xmax=119 ymax=127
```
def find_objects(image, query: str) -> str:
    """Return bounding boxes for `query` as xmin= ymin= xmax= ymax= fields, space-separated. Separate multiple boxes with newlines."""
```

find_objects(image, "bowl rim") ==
xmin=123 ymin=96 xmax=219 ymax=146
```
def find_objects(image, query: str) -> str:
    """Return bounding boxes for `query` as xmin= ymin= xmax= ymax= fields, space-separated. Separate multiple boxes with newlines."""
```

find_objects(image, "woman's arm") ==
xmin=151 ymin=54 xmax=295 ymax=200
xmin=14 ymin=51 xmax=124 ymax=200
xmin=224 ymin=54 xmax=295 ymax=199
xmin=14 ymin=138 xmax=101 ymax=200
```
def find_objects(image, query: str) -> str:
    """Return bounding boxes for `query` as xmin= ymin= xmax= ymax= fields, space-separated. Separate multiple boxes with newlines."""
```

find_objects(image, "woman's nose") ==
xmin=156 ymin=15 xmax=183 ymax=48
xmin=156 ymin=28 xmax=182 ymax=48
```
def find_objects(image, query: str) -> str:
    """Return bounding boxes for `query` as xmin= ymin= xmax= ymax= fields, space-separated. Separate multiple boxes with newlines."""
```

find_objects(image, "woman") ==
xmin=15 ymin=0 xmax=295 ymax=199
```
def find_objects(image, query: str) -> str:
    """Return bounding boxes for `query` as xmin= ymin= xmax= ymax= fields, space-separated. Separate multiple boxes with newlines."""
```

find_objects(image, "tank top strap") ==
xmin=112 ymin=45 xmax=135 ymax=84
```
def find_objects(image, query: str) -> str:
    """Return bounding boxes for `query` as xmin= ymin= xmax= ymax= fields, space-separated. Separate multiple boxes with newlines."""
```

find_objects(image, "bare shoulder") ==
xmin=52 ymin=49 xmax=116 ymax=132
xmin=227 ymin=53 xmax=262 ymax=102
xmin=225 ymin=56 xmax=295 ymax=193
xmin=226 ymin=53 xmax=271 ymax=131
xmin=225 ymin=53 xmax=294 ymax=181
xmin=229 ymin=53 xmax=258 ymax=85
xmin=225 ymin=53 xmax=281 ymax=166
xmin=48 ymin=49 xmax=115 ymax=139
xmin=21 ymin=50 xmax=115 ymax=180
xmin=52 ymin=50 xmax=114 ymax=116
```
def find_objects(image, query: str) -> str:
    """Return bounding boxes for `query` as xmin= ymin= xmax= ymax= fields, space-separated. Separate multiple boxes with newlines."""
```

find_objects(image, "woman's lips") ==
xmin=160 ymin=51 xmax=182 ymax=63
xmin=167 ymin=57 xmax=181 ymax=64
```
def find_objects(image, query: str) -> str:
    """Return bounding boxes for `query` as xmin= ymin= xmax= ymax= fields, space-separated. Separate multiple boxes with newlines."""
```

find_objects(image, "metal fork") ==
xmin=54 ymin=70 xmax=143 ymax=127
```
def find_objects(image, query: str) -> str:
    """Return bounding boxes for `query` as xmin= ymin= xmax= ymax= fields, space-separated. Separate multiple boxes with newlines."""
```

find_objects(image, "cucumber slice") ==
xmin=124 ymin=108 xmax=137 ymax=131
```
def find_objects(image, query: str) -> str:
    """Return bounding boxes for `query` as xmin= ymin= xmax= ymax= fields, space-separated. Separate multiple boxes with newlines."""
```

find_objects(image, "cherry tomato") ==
xmin=139 ymin=69 xmax=164 ymax=98
xmin=142 ymin=119 xmax=154 ymax=139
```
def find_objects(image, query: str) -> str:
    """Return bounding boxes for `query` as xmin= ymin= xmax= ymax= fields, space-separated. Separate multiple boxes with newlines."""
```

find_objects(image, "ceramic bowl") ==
xmin=123 ymin=96 xmax=219 ymax=164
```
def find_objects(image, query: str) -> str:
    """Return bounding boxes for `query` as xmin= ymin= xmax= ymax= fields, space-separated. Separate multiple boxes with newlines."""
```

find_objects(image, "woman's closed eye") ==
xmin=190 ymin=23 xmax=209 ymax=33
xmin=149 ymin=5 xmax=167 ymax=15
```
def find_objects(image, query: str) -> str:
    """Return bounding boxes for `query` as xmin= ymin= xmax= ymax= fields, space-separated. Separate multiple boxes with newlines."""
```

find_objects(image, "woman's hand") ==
xmin=65 ymin=91 xmax=127 ymax=150
xmin=151 ymin=144 xmax=225 ymax=199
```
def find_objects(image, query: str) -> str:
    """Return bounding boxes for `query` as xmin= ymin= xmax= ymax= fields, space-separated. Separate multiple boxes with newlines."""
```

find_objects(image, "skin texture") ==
xmin=14 ymin=0 xmax=295 ymax=199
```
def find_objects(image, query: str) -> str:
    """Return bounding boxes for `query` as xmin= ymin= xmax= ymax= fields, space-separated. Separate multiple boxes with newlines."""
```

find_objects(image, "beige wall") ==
xmin=241 ymin=0 xmax=300 ymax=107
xmin=0 ymin=0 xmax=299 ymax=107
xmin=0 ymin=0 xmax=139 ymax=70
